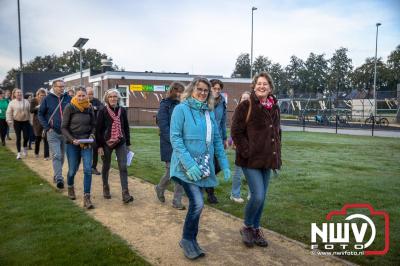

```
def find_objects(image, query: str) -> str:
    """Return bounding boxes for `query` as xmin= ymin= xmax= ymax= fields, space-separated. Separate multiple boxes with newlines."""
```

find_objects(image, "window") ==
xmin=114 ymin=85 xmax=129 ymax=107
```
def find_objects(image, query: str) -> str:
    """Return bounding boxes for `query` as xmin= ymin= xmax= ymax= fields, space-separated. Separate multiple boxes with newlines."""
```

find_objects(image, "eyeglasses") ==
xmin=196 ymin=88 xmax=209 ymax=94
xmin=107 ymin=95 xmax=118 ymax=98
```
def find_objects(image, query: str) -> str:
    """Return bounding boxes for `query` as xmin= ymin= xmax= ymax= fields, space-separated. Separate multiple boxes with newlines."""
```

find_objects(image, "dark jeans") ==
xmin=242 ymin=168 xmax=271 ymax=228
xmin=0 ymin=119 xmax=8 ymax=143
xmin=27 ymin=123 xmax=35 ymax=147
xmin=102 ymin=143 xmax=129 ymax=190
xmin=13 ymin=120 xmax=29 ymax=152
xmin=92 ymin=141 xmax=99 ymax=169
xmin=35 ymin=135 xmax=50 ymax=158
xmin=66 ymin=144 xmax=93 ymax=193
xmin=172 ymin=177 xmax=204 ymax=241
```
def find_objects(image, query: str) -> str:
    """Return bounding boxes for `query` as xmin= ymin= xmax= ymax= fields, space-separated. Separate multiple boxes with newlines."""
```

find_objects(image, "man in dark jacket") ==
xmin=86 ymin=87 xmax=103 ymax=175
xmin=154 ymin=82 xmax=186 ymax=210
xmin=38 ymin=80 xmax=71 ymax=189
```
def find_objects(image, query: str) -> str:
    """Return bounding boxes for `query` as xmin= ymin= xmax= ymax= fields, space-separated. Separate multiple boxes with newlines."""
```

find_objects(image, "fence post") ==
xmin=371 ymin=115 xmax=375 ymax=136
xmin=335 ymin=114 xmax=338 ymax=134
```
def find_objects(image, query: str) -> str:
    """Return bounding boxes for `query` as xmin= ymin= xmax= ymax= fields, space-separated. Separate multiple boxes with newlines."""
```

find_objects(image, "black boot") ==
xmin=205 ymin=187 xmax=218 ymax=204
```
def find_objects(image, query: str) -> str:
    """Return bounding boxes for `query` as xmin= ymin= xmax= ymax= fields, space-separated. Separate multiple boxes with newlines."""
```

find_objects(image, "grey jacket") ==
xmin=61 ymin=103 xmax=95 ymax=143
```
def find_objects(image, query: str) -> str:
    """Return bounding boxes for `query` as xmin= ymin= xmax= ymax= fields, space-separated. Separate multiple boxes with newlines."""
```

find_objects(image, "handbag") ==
xmin=192 ymin=110 xmax=212 ymax=179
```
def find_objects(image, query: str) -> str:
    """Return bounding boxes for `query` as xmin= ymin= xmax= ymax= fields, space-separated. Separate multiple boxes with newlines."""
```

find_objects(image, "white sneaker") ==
xmin=22 ymin=148 xmax=27 ymax=157
xmin=16 ymin=153 xmax=21 ymax=160
xmin=247 ymin=194 xmax=251 ymax=201
xmin=230 ymin=195 xmax=244 ymax=203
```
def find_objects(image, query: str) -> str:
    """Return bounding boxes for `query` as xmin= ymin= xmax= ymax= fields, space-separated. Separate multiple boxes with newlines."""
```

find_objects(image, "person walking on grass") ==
xmin=30 ymin=88 xmax=50 ymax=159
xmin=86 ymin=86 xmax=103 ymax=175
xmin=62 ymin=87 xmax=95 ymax=209
xmin=230 ymin=91 xmax=251 ymax=204
xmin=202 ymin=79 xmax=228 ymax=204
xmin=170 ymin=77 xmax=231 ymax=260
xmin=38 ymin=80 xmax=72 ymax=189
xmin=0 ymin=89 xmax=10 ymax=146
xmin=154 ymin=81 xmax=186 ymax=210
xmin=96 ymin=89 xmax=134 ymax=204
xmin=6 ymin=88 xmax=30 ymax=159
xmin=231 ymin=72 xmax=281 ymax=248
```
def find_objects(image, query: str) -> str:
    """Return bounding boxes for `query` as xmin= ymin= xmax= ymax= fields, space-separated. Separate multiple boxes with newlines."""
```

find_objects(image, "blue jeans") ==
xmin=47 ymin=130 xmax=65 ymax=182
xmin=231 ymin=164 xmax=243 ymax=198
xmin=242 ymin=168 xmax=271 ymax=228
xmin=66 ymin=144 xmax=93 ymax=193
xmin=172 ymin=177 xmax=204 ymax=241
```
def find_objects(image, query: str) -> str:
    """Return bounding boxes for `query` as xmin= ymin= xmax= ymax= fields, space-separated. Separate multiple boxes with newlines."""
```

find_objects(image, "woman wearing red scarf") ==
xmin=231 ymin=72 xmax=282 ymax=248
xmin=96 ymin=89 xmax=134 ymax=204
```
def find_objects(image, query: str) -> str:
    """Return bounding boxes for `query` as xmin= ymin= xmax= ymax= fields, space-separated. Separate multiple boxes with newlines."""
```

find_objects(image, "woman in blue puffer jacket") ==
xmin=170 ymin=77 xmax=231 ymax=260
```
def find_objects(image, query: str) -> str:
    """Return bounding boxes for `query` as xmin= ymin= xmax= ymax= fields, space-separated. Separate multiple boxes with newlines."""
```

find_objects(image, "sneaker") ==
xmin=68 ymin=186 xmax=76 ymax=200
xmin=16 ymin=153 xmax=21 ymax=160
xmin=247 ymin=194 xmax=251 ymax=201
xmin=253 ymin=228 xmax=268 ymax=247
xmin=22 ymin=148 xmax=27 ymax=157
xmin=240 ymin=226 xmax=255 ymax=247
xmin=172 ymin=202 xmax=186 ymax=210
xmin=56 ymin=180 xmax=64 ymax=189
xmin=179 ymin=239 xmax=202 ymax=260
xmin=44 ymin=157 xmax=50 ymax=161
xmin=154 ymin=185 xmax=165 ymax=203
xmin=92 ymin=168 xmax=101 ymax=175
xmin=230 ymin=195 xmax=244 ymax=203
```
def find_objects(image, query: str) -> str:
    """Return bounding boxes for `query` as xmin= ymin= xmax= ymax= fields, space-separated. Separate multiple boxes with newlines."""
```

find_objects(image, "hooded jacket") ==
xmin=170 ymin=97 xmax=229 ymax=187
xmin=213 ymin=95 xmax=227 ymax=141
xmin=38 ymin=92 xmax=71 ymax=134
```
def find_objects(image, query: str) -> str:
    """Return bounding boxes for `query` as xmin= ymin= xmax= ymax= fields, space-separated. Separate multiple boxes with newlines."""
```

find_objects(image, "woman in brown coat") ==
xmin=231 ymin=71 xmax=281 ymax=248
xmin=30 ymin=88 xmax=49 ymax=159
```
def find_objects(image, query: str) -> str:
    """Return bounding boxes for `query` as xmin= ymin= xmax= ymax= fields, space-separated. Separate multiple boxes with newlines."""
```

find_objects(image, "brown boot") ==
xmin=83 ymin=193 xmax=94 ymax=209
xmin=122 ymin=189 xmax=134 ymax=203
xmin=103 ymin=185 xmax=111 ymax=199
xmin=68 ymin=186 xmax=76 ymax=200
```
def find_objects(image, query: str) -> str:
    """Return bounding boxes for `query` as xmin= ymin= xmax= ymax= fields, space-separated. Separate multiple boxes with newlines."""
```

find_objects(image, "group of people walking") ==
xmin=0 ymin=71 xmax=281 ymax=260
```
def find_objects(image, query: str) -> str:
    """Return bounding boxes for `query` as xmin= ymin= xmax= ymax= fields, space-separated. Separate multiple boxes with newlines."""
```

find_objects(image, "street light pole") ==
xmin=73 ymin=38 xmax=89 ymax=87
xmin=373 ymin=22 xmax=381 ymax=117
xmin=17 ymin=0 xmax=23 ymax=94
xmin=250 ymin=6 xmax=257 ymax=79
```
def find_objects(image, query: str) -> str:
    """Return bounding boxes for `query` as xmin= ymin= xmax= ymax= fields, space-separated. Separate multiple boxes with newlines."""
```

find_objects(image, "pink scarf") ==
xmin=106 ymin=105 xmax=122 ymax=141
xmin=260 ymin=96 xmax=275 ymax=110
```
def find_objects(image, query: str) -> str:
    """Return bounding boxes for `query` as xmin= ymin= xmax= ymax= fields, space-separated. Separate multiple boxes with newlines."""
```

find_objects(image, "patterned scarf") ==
xmin=105 ymin=104 xmax=122 ymax=141
xmin=260 ymin=96 xmax=275 ymax=110
xmin=71 ymin=96 xmax=91 ymax=112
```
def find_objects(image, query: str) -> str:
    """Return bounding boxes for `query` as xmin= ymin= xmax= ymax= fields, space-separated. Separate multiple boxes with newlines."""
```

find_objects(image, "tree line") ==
xmin=232 ymin=45 xmax=400 ymax=97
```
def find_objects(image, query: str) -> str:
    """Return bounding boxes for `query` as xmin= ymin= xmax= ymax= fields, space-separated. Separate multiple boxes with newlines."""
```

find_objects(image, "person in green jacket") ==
xmin=0 ymin=89 xmax=10 ymax=146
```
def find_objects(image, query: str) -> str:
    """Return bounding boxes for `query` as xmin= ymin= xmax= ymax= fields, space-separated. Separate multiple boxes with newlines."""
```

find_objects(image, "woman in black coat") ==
xmin=96 ymin=89 xmax=134 ymax=204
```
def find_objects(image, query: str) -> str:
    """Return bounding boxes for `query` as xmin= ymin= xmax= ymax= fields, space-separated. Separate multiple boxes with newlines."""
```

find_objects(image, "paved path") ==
xmin=282 ymin=125 xmax=400 ymax=138
xmin=7 ymin=142 xmax=352 ymax=266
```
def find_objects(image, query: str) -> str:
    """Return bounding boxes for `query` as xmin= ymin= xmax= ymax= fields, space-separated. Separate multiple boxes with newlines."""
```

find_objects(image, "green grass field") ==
xmin=123 ymin=128 xmax=400 ymax=266
xmin=0 ymin=148 xmax=149 ymax=266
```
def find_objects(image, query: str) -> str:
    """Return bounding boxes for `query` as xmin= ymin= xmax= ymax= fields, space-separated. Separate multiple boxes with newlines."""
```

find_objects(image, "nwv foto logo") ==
xmin=310 ymin=203 xmax=390 ymax=256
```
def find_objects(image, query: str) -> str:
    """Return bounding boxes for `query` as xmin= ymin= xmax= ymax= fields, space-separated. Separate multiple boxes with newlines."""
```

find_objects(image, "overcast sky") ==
xmin=0 ymin=0 xmax=399 ymax=82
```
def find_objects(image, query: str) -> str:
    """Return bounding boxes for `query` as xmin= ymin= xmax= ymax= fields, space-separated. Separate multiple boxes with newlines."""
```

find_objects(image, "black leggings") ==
xmin=35 ymin=135 xmax=50 ymax=158
xmin=13 ymin=120 xmax=29 ymax=152
xmin=0 ymin=119 xmax=8 ymax=143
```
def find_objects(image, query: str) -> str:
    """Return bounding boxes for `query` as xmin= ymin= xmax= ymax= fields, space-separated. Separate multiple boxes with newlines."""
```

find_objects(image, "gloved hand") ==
xmin=223 ymin=168 xmax=231 ymax=182
xmin=187 ymin=165 xmax=202 ymax=182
